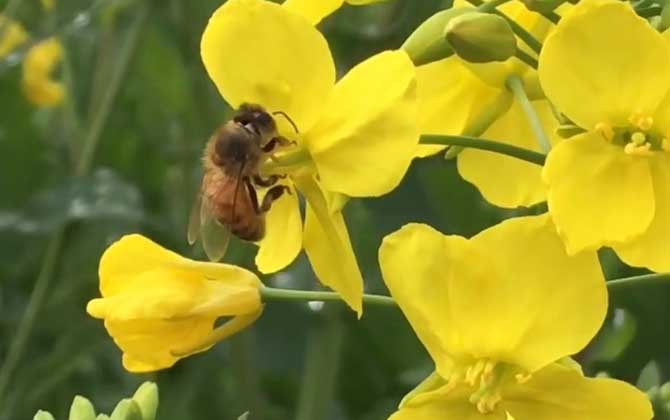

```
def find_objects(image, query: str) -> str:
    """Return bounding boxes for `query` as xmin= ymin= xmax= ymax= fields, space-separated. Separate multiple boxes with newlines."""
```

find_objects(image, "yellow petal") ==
xmin=414 ymin=57 xmax=504 ymax=158
xmin=255 ymin=183 xmax=303 ymax=273
xmin=389 ymin=394 xmax=497 ymax=420
xmin=0 ymin=15 xmax=28 ymax=59
xmin=503 ymin=363 xmax=653 ymax=420
xmin=380 ymin=216 xmax=605 ymax=374
xmin=458 ymin=100 xmax=557 ymax=208
xmin=539 ymin=0 xmax=670 ymax=129
xmin=22 ymin=38 xmax=65 ymax=107
xmin=543 ymin=133 xmax=655 ymax=254
xmin=615 ymin=155 xmax=670 ymax=272
xmin=201 ymin=0 xmax=335 ymax=132
xmin=109 ymin=317 xmax=215 ymax=372
xmin=282 ymin=0 xmax=343 ymax=25
xmin=304 ymin=50 xmax=419 ymax=197
xmin=295 ymin=175 xmax=363 ymax=316
xmin=469 ymin=214 xmax=606 ymax=372
xmin=379 ymin=222 xmax=496 ymax=376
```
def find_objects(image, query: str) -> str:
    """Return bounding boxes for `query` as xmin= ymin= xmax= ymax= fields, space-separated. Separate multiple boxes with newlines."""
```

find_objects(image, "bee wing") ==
xmin=199 ymin=196 xmax=232 ymax=262
xmin=187 ymin=193 xmax=202 ymax=245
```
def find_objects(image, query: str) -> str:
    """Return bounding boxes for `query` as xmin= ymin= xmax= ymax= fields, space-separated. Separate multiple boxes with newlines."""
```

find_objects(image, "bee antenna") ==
xmin=272 ymin=111 xmax=299 ymax=134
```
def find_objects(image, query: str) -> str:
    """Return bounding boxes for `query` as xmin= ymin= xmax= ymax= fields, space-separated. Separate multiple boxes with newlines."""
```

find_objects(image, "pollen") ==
xmin=631 ymin=131 xmax=646 ymax=146
xmin=624 ymin=142 xmax=653 ymax=156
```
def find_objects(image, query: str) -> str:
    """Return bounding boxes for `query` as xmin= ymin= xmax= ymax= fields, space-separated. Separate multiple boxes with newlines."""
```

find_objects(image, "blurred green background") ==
xmin=1 ymin=0 xmax=668 ymax=418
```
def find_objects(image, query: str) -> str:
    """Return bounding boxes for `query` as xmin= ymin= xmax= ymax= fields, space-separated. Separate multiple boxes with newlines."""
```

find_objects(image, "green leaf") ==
xmin=69 ymin=396 xmax=96 ymax=420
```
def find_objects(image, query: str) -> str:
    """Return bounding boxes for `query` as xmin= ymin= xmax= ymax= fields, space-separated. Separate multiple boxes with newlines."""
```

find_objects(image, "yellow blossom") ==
xmin=282 ymin=0 xmax=387 ymax=25
xmin=379 ymin=215 xmax=652 ymax=420
xmin=201 ymin=0 xmax=419 ymax=316
xmin=87 ymin=234 xmax=263 ymax=372
xmin=0 ymin=15 xmax=28 ymax=59
xmin=415 ymin=0 xmax=560 ymax=208
xmin=22 ymin=37 xmax=65 ymax=107
xmin=539 ymin=0 xmax=670 ymax=272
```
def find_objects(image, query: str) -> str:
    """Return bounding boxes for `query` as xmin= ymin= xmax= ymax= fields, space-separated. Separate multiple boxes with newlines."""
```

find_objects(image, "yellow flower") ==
xmin=539 ymin=0 xmax=670 ymax=272
xmin=415 ymin=1 xmax=560 ymax=208
xmin=379 ymin=215 xmax=652 ymax=420
xmin=87 ymin=234 xmax=263 ymax=372
xmin=282 ymin=0 xmax=387 ymax=25
xmin=0 ymin=15 xmax=28 ymax=59
xmin=201 ymin=0 xmax=418 ymax=316
xmin=22 ymin=37 xmax=65 ymax=107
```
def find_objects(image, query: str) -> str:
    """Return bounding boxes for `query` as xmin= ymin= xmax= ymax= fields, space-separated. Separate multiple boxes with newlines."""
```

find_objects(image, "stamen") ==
xmin=631 ymin=131 xmax=647 ymax=146
xmin=595 ymin=122 xmax=614 ymax=142
xmin=515 ymin=372 xmax=532 ymax=384
xmin=624 ymin=142 xmax=653 ymax=156
xmin=466 ymin=360 xmax=487 ymax=386
xmin=629 ymin=113 xmax=654 ymax=131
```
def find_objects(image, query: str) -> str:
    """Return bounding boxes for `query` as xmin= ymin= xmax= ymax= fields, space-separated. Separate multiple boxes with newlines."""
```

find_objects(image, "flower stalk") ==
xmin=506 ymin=74 xmax=551 ymax=152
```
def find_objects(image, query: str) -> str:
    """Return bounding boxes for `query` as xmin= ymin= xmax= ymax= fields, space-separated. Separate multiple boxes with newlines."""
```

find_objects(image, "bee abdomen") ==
xmin=232 ymin=219 xmax=265 ymax=242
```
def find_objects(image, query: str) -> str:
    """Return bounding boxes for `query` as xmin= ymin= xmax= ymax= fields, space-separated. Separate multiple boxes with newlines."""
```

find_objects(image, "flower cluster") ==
xmin=84 ymin=0 xmax=666 ymax=418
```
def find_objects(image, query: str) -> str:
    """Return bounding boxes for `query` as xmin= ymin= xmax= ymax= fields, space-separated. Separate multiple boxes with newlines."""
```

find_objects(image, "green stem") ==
xmin=506 ymin=74 xmax=551 ymax=153
xmin=514 ymin=48 xmax=538 ymax=69
xmin=544 ymin=10 xmax=561 ymax=24
xmin=295 ymin=308 xmax=345 ymax=420
xmin=607 ymin=273 xmax=670 ymax=291
xmin=76 ymin=5 xmax=148 ymax=176
xmin=467 ymin=0 xmax=543 ymax=54
xmin=261 ymin=287 xmax=397 ymax=308
xmin=420 ymin=134 xmax=547 ymax=166
xmin=0 ymin=230 xmax=65 ymax=403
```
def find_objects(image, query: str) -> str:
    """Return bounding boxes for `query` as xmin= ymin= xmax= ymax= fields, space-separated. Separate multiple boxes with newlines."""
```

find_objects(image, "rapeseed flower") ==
xmin=282 ymin=0 xmax=387 ymax=25
xmin=201 ymin=0 xmax=418 ymax=315
xmin=22 ymin=37 xmax=65 ymax=107
xmin=379 ymin=215 xmax=651 ymax=419
xmin=87 ymin=234 xmax=262 ymax=372
xmin=539 ymin=0 xmax=670 ymax=271
xmin=0 ymin=15 xmax=28 ymax=59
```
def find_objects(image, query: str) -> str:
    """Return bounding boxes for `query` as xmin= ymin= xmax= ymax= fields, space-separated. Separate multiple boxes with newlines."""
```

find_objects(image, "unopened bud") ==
xmin=445 ymin=12 xmax=517 ymax=63
xmin=110 ymin=399 xmax=143 ymax=420
xmin=132 ymin=382 xmax=158 ymax=420
xmin=402 ymin=8 xmax=471 ymax=66
xmin=69 ymin=396 xmax=96 ymax=420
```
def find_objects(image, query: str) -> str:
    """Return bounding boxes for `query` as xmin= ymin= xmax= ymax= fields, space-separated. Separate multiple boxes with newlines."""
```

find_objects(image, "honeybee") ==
xmin=188 ymin=103 xmax=296 ymax=261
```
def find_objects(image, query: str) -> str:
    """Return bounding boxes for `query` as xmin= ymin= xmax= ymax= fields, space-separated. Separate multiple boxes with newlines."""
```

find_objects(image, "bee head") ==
xmin=213 ymin=125 xmax=261 ymax=176
xmin=234 ymin=103 xmax=276 ymax=136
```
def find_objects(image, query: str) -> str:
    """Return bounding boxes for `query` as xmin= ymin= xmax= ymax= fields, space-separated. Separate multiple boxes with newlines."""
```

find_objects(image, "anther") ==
xmin=624 ymin=142 xmax=653 ymax=156
xmin=631 ymin=131 xmax=647 ymax=146
xmin=629 ymin=113 xmax=654 ymax=131
xmin=595 ymin=123 xmax=614 ymax=142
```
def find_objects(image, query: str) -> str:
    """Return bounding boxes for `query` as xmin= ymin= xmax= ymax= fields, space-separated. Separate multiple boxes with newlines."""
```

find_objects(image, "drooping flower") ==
xmin=22 ymin=37 xmax=65 ymax=107
xmin=539 ymin=0 xmax=670 ymax=272
xmin=282 ymin=0 xmax=387 ymax=25
xmin=414 ymin=0 xmax=560 ymax=208
xmin=87 ymin=234 xmax=263 ymax=372
xmin=379 ymin=215 xmax=652 ymax=419
xmin=201 ymin=0 xmax=418 ymax=315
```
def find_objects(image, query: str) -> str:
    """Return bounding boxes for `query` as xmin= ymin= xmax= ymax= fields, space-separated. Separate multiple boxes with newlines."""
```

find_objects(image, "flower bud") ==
xmin=69 ymin=396 xmax=96 ymax=420
xmin=132 ymin=382 xmax=158 ymax=420
xmin=33 ymin=411 xmax=55 ymax=420
xmin=110 ymin=400 xmax=143 ymax=420
xmin=402 ymin=8 xmax=471 ymax=66
xmin=445 ymin=12 xmax=517 ymax=63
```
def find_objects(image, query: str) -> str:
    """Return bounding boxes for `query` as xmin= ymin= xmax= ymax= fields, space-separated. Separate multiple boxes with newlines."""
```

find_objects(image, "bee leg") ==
xmin=244 ymin=178 xmax=262 ymax=215
xmin=253 ymin=174 xmax=279 ymax=187
xmin=259 ymin=185 xmax=291 ymax=213
xmin=262 ymin=136 xmax=296 ymax=153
